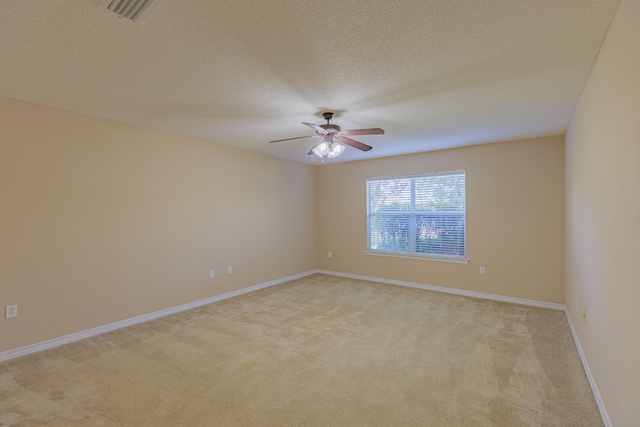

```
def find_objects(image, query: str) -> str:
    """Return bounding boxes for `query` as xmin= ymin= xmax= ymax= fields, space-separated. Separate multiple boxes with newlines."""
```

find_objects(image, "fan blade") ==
xmin=269 ymin=135 xmax=315 ymax=143
xmin=338 ymin=128 xmax=384 ymax=136
xmin=335 ymin=136 xmax=372 ymax=151
xmin=303 ymin=122 xmax=328 ymax=135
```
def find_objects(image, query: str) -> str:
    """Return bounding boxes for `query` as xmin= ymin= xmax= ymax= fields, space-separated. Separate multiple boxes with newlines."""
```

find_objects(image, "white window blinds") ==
xmin=366 ymin=171 xmax=466 ymax=261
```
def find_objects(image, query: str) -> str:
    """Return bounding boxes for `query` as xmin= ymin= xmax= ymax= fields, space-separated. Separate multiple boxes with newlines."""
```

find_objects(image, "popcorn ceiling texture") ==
xmin=0 ymin=0 xmax=621 ymax=164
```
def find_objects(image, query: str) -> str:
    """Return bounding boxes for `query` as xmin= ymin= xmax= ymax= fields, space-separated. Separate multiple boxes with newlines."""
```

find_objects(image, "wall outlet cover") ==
xmin=6 ymin=304 xmax=17 ymax=319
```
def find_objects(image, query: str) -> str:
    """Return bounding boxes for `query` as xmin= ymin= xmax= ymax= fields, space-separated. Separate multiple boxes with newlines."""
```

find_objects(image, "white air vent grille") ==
xmin=99 ymin=0 xmax=164 ymax=23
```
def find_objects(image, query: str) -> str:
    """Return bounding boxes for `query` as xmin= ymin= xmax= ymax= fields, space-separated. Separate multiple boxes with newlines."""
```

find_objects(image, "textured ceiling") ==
xmin=0 ymin=0 xmax=621 ymax=164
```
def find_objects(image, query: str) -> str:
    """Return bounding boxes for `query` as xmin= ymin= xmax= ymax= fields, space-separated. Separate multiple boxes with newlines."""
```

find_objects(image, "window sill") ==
xmin=364 ymin=250 xmax=469 ymax=264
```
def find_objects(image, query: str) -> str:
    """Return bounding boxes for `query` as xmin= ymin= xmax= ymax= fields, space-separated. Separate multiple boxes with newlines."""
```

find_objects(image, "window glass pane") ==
xmin=369 ymin=214 xmax=410 ymax=252
xmin=368 ymin=178 xmax=412 ymax=212
xmin=415 ymin=175 xmax=465 ymax=212
xmin=415 ymin=213 xmax=465 ymax=256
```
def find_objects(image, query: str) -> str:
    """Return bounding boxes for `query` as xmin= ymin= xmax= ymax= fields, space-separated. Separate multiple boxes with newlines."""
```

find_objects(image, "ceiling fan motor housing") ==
xmin=319 ymin=124 xmax=341 ymax=134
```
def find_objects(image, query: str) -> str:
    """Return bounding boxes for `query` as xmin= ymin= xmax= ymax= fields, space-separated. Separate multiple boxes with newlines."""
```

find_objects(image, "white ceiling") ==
xmin=0 ymin=0 xmax=621 ymax=164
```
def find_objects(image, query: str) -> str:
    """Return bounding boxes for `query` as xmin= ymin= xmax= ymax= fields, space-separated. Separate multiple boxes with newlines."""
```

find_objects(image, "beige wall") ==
xmin=317 ymin=136 xmax=565 ymax=304
xmin=565 ymin=0 xmax=639 ymax=424
xmin=0 ymin=98 xmax=566 ymax=356
xmin=0 ymin=97 xmax=317 ymax=353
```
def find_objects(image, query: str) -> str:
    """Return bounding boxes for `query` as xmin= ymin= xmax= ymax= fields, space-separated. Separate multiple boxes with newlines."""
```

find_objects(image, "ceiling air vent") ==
xmin=99 ymin=0 xmax=165 ymax=23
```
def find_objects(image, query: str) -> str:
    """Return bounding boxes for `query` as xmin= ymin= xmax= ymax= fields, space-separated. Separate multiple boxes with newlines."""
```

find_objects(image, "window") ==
xmin=366 ymin=171 xmax=467 ymax=262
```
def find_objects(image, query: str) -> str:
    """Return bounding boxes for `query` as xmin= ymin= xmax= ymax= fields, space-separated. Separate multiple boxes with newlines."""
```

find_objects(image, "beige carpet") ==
xmin=0 ymin=274 xmax=602 ymax=426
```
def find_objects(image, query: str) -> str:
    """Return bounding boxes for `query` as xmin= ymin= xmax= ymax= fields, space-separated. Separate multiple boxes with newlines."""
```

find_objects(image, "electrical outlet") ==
xmin=209 ymin=269 xmax=215 ymax=278
xmin=227 ymin=266 xmax=232 ymax=274
xmin=328 ymin=251 xmax=332 ymax=258
xmin=6 ymin=304 xmax=17 ymax=319
xmin=479 ymin=267 xmax=485 ymax=275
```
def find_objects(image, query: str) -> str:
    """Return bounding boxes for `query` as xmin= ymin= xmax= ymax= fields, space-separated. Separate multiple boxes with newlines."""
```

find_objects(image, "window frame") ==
xmin=365 ymin=170 xmax=468 ymax=264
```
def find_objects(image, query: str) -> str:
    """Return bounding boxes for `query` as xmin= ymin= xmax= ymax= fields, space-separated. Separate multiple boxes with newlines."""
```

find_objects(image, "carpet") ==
xmin=0 ymin=274 xmax=602 ymax=426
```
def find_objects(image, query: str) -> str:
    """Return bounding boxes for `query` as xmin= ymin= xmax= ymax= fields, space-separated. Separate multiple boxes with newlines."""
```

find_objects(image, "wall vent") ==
xmin=99 ymin=0 xmax=164 ymax=23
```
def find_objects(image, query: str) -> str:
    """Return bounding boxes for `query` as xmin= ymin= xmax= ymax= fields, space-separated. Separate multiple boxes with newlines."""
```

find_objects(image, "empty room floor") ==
xmin=0 ymin=274 xmax=602 ymax=426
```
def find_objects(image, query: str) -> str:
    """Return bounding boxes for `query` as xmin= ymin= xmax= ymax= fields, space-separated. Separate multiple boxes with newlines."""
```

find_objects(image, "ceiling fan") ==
xmin=269 ymin=112 xmax=384 ymax=160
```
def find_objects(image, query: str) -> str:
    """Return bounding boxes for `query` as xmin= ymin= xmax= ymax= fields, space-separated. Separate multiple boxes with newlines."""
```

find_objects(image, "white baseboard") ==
xmin=0 ymin=270 xmax=316 ymax=363
xmin=564 ymin=308 xmax=612 ymax=427
xmin=317 ymin=269 xmax=566 ymax=310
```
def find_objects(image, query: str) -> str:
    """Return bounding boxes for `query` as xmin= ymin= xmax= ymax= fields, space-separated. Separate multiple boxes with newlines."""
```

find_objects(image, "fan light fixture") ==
xmin=327 ymin=142 xmax=345 ymax=158
xmin=312 ymin=137 xmax=345 ymax=159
